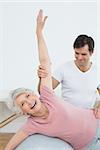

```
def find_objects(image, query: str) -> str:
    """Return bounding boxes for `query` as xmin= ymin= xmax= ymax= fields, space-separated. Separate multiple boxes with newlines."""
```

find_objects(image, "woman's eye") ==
xmin=27 ymin=94 xmax=30 ymax=98
xmin=21 ymin=101 xmax=26 ymax=106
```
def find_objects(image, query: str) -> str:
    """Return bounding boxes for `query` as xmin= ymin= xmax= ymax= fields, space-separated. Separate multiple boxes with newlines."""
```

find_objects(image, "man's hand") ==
xmin=36 ymin=9 xmax=48 ymax=35
xmin=93 ymin=101 xmax=100 ymax=119
xmin=37 ymin=65 xmax=48 ymax=78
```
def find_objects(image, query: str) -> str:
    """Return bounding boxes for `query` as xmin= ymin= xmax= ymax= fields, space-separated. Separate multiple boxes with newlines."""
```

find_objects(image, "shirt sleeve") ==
xmin=52 ymin=65 xmax=63 ymax=82
xmin=40 ymin=86 xmax=58 ymax=103
xmin=20 ymin=118 xmax=37 ymax=136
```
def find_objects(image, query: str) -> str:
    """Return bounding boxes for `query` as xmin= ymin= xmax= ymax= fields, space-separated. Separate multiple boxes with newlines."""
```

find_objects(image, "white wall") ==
xmin=0 ymin=5 xmax=4 ymax=91
xmin=0 ymin=1 xmax=99 ymax=97
xmin=97 ymin=0 xmax=100 ymax=84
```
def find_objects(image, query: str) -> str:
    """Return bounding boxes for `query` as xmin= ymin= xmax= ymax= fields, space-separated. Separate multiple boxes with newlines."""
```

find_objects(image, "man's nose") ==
xmin=78 ymin=55 xmax=83 ymax=60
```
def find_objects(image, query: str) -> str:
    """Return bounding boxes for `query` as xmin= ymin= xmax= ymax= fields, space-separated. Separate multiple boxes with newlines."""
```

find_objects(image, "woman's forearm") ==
xmin=36 ymin=10 xmax=52 ymax=89
xmin=5 ymin=131 xmax=28 ymax=150
xmin=36 ymin=32 xmax=51 ymax=67
xmin=36 ymin=10 xmax=51 ymax=69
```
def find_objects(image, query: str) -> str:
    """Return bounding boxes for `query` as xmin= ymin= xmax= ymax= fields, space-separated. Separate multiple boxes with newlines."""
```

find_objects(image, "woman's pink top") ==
xmin=21 ymin=86 xmax=98 ymax=150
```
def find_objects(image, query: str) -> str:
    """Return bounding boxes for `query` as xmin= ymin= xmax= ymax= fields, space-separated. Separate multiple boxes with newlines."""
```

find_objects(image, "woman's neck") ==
xmin=32 ymin=102 xmax=49 ymax=119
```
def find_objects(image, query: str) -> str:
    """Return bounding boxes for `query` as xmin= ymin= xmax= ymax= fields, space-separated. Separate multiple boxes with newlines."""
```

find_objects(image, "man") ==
xmin=38 ymin=34 xmax=100 ymax=117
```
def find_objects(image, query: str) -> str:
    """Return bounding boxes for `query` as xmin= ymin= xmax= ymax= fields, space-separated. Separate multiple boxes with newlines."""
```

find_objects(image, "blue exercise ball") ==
xmin=16 ymin=134 xmax=73 ymax=150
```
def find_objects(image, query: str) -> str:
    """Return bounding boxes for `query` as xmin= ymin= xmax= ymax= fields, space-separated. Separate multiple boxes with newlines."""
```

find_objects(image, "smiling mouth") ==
xmin=31 ymin=101 xmax=37 ymax=109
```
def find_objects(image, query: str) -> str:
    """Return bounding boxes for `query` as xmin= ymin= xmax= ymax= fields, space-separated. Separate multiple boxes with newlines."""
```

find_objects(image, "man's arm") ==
xmin=5 ymin=130 xmax=28 ymax=150
xmin=52 ymin=77 xmax=60 ymax=89
xmin=93 ymin=101 xmax=100 ymax=119
xmin=97 ymin=84 xmax=100 ymax=94
xmin=36 ymin=10 xmax=52 ymax=90
xmin=93 ymin=90 xmax=100 ymax=119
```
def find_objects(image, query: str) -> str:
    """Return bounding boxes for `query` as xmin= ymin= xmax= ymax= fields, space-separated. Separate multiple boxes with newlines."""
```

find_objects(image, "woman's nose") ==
xmin=26 ymin=100 xmax=32 ymax=106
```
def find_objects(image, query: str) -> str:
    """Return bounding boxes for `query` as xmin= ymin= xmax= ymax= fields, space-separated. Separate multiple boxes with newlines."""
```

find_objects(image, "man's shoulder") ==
xmin=54 ymin=60 xmax=74 ymax=74
xmin=60 ymin=60 xmax=74 ymax=69
xmin=91 ymin=62 xmax=97 ymax=69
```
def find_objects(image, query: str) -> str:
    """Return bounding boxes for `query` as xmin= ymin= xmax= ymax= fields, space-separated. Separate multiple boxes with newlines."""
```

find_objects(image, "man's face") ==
xmin=74 ymin=44 xmax=93 ymax=67
xmin=16 ymin=92 xmax=41 ymax=115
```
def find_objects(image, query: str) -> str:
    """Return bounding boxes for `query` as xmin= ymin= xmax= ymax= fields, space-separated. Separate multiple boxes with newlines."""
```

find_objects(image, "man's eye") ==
xmin=75 ymin=52 xmax=79 ymax=55
xmin=82 ymin=54 xmax=86 ymax=56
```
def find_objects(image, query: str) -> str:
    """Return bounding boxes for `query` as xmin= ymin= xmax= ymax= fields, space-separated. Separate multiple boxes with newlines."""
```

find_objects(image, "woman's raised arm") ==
xmin=36 ymin=10 xmax=52 ymax=90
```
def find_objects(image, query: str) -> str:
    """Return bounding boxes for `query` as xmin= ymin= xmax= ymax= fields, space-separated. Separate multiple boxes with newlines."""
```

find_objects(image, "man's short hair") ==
xmin=73 ymin=34 xmax=94 ymax=53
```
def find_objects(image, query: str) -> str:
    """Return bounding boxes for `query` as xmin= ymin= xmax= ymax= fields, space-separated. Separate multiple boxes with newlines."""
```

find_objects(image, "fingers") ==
xmin=44 ymin=16 xmax=48 ymax=23
xmin=94 ymin=108 xmax=100 ymax=119
xmin=38 ymin=72 xmax=48 ymax=78
xmin=37 ymin=65 xmax=48 ymax=78
xmin=39 ymin=65 xmax=46 ymax=70
xmin=39 ymin=9 xmax=43 ymax=16
xmin=38 ymin=68 xmax=48 ymax=74
xmin=39 ymin=65 xmax=50 ymax=71
xmin=93 ymin=101 xmax=100 ymax=118
xmin=37 ymin=9 xmax=48 ymax=23
xmin=37 ymin=9 xmax=43 ymax=20
xmin=37 ymin=70 xmax=48 ymax=78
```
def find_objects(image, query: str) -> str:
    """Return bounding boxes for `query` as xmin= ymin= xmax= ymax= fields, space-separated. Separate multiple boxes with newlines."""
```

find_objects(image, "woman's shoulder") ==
xmin=40 ymin=85 xmax=55 ymax=96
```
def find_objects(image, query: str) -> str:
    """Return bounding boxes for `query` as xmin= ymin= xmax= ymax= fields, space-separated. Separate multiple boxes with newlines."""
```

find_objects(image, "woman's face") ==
xmin=15 ymin=92 xmax=42 ymax=115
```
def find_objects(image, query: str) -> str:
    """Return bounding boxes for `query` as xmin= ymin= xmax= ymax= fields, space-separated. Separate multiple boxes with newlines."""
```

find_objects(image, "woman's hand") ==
xmin=36 ymin=9 xmax=48 ymax=35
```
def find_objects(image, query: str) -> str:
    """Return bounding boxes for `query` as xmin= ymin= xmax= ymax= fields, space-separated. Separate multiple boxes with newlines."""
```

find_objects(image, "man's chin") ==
xmin=78 ymin=62 xmax=86 ymax=67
